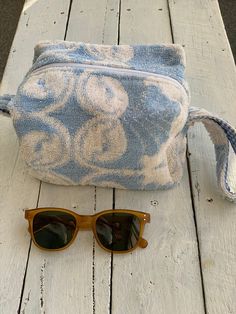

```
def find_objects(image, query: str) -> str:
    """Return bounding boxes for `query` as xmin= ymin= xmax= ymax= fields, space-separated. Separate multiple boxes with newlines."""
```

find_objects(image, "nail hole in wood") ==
xmin=151 ymin=200 xmax=159 ymax=206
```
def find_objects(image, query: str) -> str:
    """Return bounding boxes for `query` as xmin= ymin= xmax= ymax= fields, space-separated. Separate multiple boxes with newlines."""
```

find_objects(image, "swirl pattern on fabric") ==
xmin=8 ymin=42 xmax=189 ymax=190
xmin=19 ymin=118 xmax=71 ymax=169
xmin=86 ymin=44 xmax=134 ymax=67
xmin=76 ymin=72 xmax=128 ymax=116
xmin=74 ymin=117 xmax=127 ymax=165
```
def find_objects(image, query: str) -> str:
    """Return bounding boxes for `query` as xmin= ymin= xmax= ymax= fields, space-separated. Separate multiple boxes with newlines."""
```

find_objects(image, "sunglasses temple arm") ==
xmin=138 ymin=215 xmax=150 ymax=249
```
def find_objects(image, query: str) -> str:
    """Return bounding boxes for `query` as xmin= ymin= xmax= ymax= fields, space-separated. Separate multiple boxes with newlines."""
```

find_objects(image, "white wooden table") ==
xmin=0 ymin=0 xmax=236 ymax=313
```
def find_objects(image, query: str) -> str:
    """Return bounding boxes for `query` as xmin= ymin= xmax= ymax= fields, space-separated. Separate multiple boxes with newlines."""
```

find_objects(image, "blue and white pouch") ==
xmin=0 ymin=41 xmax=236 ymax=201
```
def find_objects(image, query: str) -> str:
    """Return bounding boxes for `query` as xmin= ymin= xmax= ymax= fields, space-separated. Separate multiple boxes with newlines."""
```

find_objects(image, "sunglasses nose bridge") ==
xmin=78 ymin=216 xmax=93 ymax=230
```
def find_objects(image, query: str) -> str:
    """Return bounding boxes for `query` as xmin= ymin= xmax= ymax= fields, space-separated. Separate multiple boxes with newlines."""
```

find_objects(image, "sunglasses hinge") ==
xmin=24 ymin=210 xmax=30 ymax=219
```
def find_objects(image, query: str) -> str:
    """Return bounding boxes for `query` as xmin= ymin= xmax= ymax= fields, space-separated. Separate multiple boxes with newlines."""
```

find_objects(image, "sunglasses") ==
xmin=24 ymin=208 xmax=150 ymax=253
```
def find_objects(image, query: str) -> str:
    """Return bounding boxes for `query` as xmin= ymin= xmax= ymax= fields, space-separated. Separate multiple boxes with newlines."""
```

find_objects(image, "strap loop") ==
xmin=188 ymin=106 xmax=236 ymax=202
xmin=0 ymin=94 xmax=14 ymax=116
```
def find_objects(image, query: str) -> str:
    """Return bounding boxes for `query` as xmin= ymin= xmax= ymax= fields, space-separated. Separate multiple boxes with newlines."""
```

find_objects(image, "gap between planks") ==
xmin=166 ymin=0 xmax=207 ymax=311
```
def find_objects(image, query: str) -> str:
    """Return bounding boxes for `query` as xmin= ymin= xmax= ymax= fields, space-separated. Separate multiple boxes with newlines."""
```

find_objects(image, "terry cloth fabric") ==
xmin=0 ymin=40 xmax=235 ymax=202
xmin=188 ymin=107 xmax=236 ymax=202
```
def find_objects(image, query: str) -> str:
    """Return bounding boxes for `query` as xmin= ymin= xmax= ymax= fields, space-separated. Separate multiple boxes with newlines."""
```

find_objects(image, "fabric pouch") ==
xmin=0 ymin=41 xmax=236 ymax=201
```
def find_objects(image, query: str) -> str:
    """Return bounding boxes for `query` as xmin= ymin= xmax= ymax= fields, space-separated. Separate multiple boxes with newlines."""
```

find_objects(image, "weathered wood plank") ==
xmin=169 ymin=0 xmax=236 ymax=313
xmin=0 ymin=1 xmax=71 ymax=313
xmin=119 ymin=0 xmax=172 ymax=44
xmin=20 ymin=0 xmax=119 ymax=313
xmin=20 ymin=184 xmax=113 ymax=313
xmin=66 ymin=0 xmax=120 ymax=44
xmin=111 ymin=1 xmax=205 ymax=313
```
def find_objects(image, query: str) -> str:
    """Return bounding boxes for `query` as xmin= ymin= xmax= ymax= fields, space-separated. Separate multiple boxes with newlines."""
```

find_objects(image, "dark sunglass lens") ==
xmin=33 ymin=211 xmax=76 ymax=249
xmin=96 ymin=213 xmax=140 ymax=252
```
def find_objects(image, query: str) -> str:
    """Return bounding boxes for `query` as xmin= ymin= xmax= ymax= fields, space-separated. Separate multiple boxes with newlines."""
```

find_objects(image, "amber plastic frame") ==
xmin=25 ymin=207 xmax=150 ymax=254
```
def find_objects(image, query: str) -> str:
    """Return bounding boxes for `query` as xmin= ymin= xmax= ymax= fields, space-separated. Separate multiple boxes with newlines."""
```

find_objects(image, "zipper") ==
xmin=30 ymin=62 xmax=189 ymax=97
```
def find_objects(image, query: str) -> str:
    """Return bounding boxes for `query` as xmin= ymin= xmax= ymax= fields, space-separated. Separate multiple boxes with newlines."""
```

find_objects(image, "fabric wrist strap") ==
xmin=0 ymin=94 xmax=14 ymax=116
xmin=188 ymin=106 xmax=236 ymax=202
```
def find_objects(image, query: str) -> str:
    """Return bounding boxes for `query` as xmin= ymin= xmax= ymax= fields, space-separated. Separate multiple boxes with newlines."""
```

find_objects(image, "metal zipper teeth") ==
xmin=30 ymin=62 xmax=189 ymax=97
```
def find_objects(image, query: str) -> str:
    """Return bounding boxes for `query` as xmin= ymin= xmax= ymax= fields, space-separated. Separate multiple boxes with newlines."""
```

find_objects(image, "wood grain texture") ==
xmin=0 ymin=1 xmax=71 ymax=313
xmin=20 ymin=0 xmax=119 ymax=313
xmin=119 ymin=0 xmax=172 ymax=44
xmin=169 ymin=0 xmax=236 ymax=313
xmin=20 ymin=185 xmax=113 ymax=314
xmin=111 ymin=1 xmax=205 ymax=314
xmin=66 ymin=0 xmax=120 ymax=44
